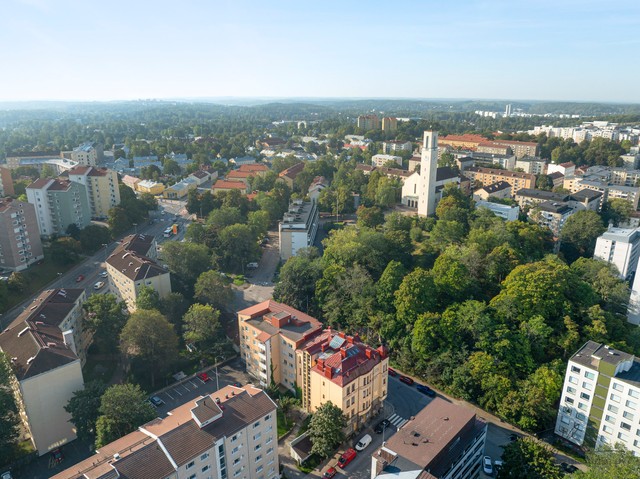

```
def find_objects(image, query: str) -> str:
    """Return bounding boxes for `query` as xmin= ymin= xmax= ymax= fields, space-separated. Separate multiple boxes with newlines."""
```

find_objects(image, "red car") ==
xmin=399 ymin=375 xmax=414 ymax=386
xmin=323 ymin=466 xmax=337 ymax=479
xmin=75 ymin=274 xmax=85 ymax=282
xmin=388 ymin=367 xmax=397 ymax=377
xmin=197 ymin=372 xmax=210 ymax=382
xmin=338 ymin=448 xmax=357 ymax=468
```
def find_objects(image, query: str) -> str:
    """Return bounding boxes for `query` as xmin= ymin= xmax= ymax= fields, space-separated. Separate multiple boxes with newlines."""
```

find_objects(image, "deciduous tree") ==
xmin=308 ymin=402 xmax=347 ymax=459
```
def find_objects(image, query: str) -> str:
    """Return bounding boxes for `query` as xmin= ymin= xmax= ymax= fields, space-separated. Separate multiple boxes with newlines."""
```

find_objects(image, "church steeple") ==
xmin=417 ymin=131 xmax=438 ymax=217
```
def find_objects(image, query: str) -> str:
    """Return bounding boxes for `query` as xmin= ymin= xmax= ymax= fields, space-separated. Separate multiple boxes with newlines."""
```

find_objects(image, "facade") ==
xmin=529 ymin=201 xmax=575 ymax=237
xmin=278 ymin=162 xmax=305 ymax=189
xmin=472 ymin=181 xmax=511 ymax=201
xmin=0 ymin=197 xmax=44 ymax=271
xmin=564 ymin=178 xmax=640 ymax=210
xmin=212 ymin=180 xmax=249 ymax=195
xmin=67 ymin=166 xmax=120 ymax=219
xmin=491 ymin=139 xmax=540 ymax=159
xmin=0 ymin=289 xmax=88 ymax=455
xmin=62 ymin=142 xmax=103 ymax=166
xmin=238 ymin=301 xmax=324 ymax=391
xmin=0 ymin=166 xmax=14 ymax=196
xmin=418 ymin=131 xmax=439 ymax=216
xmin=26 ymin=178 xmax=91 ymax=238
xmin=548 ymin=162 xmax=576 ymax=177
xmin=136 ymin=179 xmax=165 ymax=195
xmin=381 ymin=117 xmax=398 ymax=133
xmin=278 ymin=200 xmax=319 ymax=260
xmin=357 ymin=115 xmax=380 ymax=131
xmin=53 ymin=385 xmax=279 ymax=479
xmin=372 ymin=154 xmax=403 ymax=168
xmin=106 ymin=238 xmax=171 ymax=311
xmin=593 ymin=226 xmax=640 ymax=280
xmin=306 ymin=332 xmax=388 ymax=434
xmin=371 ymin=398 xmax=487 ymax=479
xmin=463 ymin=167 xmax=535 ymax=195
xmin=476 ymin=142 xmax=512 ymax=156
xmin=5 ymin=154 xmax=79 ymax=173
xmin=555 ymin=341 xmax=640 ymax=453
xmin=308 ymin=176 xmax=327 ymax=203
xmin=475 ymin=200 xmax=520 ymax=221
xmin=515 ymin=156 xmax=547 ymax=175
xmin=163 ymin=177 xmax=198 ymax=199
xmin=438 ymin=134 xmax=486 ymax=150
xmin=514 ymin=188 xmax=602 ymax=212
xmin=382 ymin=140 xmax=411 ymax=154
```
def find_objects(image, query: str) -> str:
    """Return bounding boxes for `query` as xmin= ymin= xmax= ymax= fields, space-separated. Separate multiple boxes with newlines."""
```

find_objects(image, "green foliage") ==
xmin=136 ymin=285 xmax=161 ymax=311
xmin=95 ymin=383 xmax=156 ymax=448
xmin=161 ymin=241 xmax=211 ymax=293
xmin=273 ymin=248 xmax=322 ymax=313
xmin=560 ymin=210 xmax=606 ymax=261
xmin=308 ymin=402 xmax=347 ymax=459
xmin=78 ymin=225 xmax=112 ymax=253
xmin=182 ymin=303 xmax=223 ymax=350
xmin=218 ymin=223 xmax=261 ymax=273
xmin=601 ymin=199 xmax=633 ymax=227
xmin=207 ymin=206 xmax=244 ymax=232
xmin=356 ymin=205 xmax=384 ymax=228
xmin=84 ymin=293 xmax=128 ymax=353
xmin=49 ymin=237 xmax=82 ymax=265
xmin=64 ymin=380 xmax=107 ymax=442
xmin=571 ymin=443 xmax=640 ymax=478
xmin=0 ymin=352 xmax=20 ymax=465
xmin=497 ymin=438 xmax=562 ymax=479
xmin=194 ymin=270 xmax=233 ymax=310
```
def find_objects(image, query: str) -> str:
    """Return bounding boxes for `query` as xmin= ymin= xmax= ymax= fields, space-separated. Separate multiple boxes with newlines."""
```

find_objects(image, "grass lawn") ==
xmin=297 ymin=454 xmax=322 ymax=473
xmin=277 ymin=409 xmax=293 ymax=438
xmin=4 ymin=256 xmax=81 ymax=311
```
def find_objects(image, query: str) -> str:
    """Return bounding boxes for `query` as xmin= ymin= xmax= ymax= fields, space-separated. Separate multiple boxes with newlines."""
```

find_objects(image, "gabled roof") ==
xmin=279 ymin=162 xmax=305 ymax=180
xmin=212 ymin=180 xmax=247 ymax=190
xmin=106 ymin=243 xmax=167 ymax=282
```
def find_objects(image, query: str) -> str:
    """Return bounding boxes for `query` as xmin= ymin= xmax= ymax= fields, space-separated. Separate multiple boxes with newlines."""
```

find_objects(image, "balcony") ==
xmin=258 ymin=342 xmax=267 ymax=351
xmin=258 ymin=351 xmax=267 ymax=362
xmin=259 ymin=370 xmax=268 ymax=380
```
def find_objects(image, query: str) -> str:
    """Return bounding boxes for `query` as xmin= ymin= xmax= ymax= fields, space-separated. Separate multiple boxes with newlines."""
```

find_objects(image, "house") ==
xmin=278 ymin=162 xmax=305 ymax=189
xmin=475 ymin=200 xmax=520 ymax=221
xmin=548 ymin=161 xmax=576 ymax=177
xmin=308 ymin=176 xmax=328 ymax=202
xmin=189 ymin=169 xmax=214 ymax=186
xmin=121 ymin=175 xmax=140 ymax=191
xmin=472 ymin=181 xmax=512 ymax=201
xmin=529 ymin=201 xmax=575 ymax=237
xmin=52 ymin=385 xmax=279 ymax=479
xmin=212 ymin=180 xmax=248 ymax=195
xmin=163 ymin=177 xmax=198 ymax=199
xmin=371 ymin=154 xmax=403 ymax=168
xmin=0 ymin=289 xmax=87 ymax=455
xmin=371 ymin=398 xmax=487 ymax=479
xmin=136 ymin=179 xmax=166 ymax=195
xmin=548 ymin=171 xmax=565 ymax=188
xmin=515 ymin=156 xmax=547 ymax=175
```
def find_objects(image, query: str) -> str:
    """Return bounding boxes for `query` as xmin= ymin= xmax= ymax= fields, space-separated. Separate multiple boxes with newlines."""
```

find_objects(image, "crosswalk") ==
xmin=388 ymin=413 xmax=408 ymax=429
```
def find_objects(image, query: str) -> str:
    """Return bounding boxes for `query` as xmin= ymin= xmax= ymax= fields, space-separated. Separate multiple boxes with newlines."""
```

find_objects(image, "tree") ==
xmin=308 ymin=402 xmax=347 ymax=458
xmin=95 ymin=383 xmax=156 ymax=448
xmin=601 ymin=199 xmax=633 ymax=227
xmin=194 ymin=270 xmax=233 ymax=310
xmin=163 ymin=159 xmax=181 ymax=176
xmin=182 ymin=303 xmax=223 ymax=351
xmin=376 ymin=260 xmax=407 ymax=312
xmin=394 ymin=268 xmax=437 ymax=327
xmin=217 ymin=224 xmax=260 ymax=273
xmin=207 ymin=206 xmax=243 ymax=232
xmin=356 ymin=205 xmax=384 ymax=229
xmin=273 ymin=248 xmax=322 ymax=313
xmin=497 ymin=438 xmax=562 ymax=479
xmin=159 ymin=292 xmax=190 ymax=326
xmin=560 ymin=210 xmax=605 ymax=261
xmin=78 ymin=225 xmax=112 ymax=253
xmin=536 ymin=175 xmax=554 ymax=191
xmin=84 ymin=293 xmax=128 ymax=353
xmin=161 ymin=241 xmax=211 ymax=292
xmin=139 ymin=192 xmax=158 ymax=211
xmin=0 ymin=351 xmax=20 ymax=464
xmin=108 ymin=206 xmax=131 ymax=235
xmin=49 ymin=237 xmax=81 ymax=265
xmin=7 ymin=272 xmax=26 ymax=293
xmin=571 ymin=443 xmax=640 ymax=478
xmin=247 ymin=210 xmax=270 ymax=237
xmin=64 ymin=380 xmax=107 ymax=442
xmin=120 ymin=309 xmax=180 ymax=386
xmin=136 ymin=285 xmax=160 ymax=310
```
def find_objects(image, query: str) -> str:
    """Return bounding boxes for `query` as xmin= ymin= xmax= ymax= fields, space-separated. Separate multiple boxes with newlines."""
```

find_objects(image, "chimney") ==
xmin=347 ymin=335 xmax=354 ymax=344
xmin=340 ymin=348 xmax=347 ymax=359
xmin=338 ymin=332 xmax=346 ymax=339
xmin=321 ymin=344 xmax=326 ymax=352
xmin=365 ymin=349 xmax=373 ymax=359
xmin=324 ymin=366 xmax=333 ymax=378
xmin=318 ymin=358 xmax=325 ymax=369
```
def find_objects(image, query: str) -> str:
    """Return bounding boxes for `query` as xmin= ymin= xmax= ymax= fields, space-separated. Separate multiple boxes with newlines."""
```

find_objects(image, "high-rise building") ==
xmin=62 ymin=142 xmax=103 ymax=166
xmin=26 ymin=178 xmax=91 ymax=238
xmin=0 ymin=288 xmax=87 ymax=455
xmin=593 ymin=226 xmax=640 ymax=280
xmin=357 ymin=114 xmax=380 ymax=131
xmin=381 ymin=117 xmax=398 ymax=133
xmin=278 ymin=200 xmax=319 ymax=261
xmin=0 ymin=166 xmax=15 ymax=196
xmin=555 ymin=341 xmax=640 ymax=453
xmin=505 ymin=103 xmax=512 ymax=117
xmin=418 ymin=131 xmax=439 ymax=216
xmin=0 ymin=197 xmax=43 ymax=271
xmin=52 ymin=385 xmax=279 ymax=479
xmin=67 ymin=166 xmax=120 ymax=219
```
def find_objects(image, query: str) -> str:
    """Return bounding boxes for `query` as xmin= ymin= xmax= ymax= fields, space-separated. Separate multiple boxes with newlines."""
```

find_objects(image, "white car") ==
xmin=93 ymin=281 xmax=105 ymax=290
xmin=355 ymin=434 xmax=372 ymax=451
xmin=99 ymin=270 xmax=108 ymax=278
xmin=483 ymin=456 xmax=493 ymax=475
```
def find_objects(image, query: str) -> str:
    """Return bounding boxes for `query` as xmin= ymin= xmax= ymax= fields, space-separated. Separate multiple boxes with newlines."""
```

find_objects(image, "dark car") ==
xmin=416 ymin=384 xmax=436 ymax=397
xmin=509 ymin=433 xmax=521 ymax=442
xmin=338 ymin=448 xmax=357 ymax=468
xmin=51 ymin=448 xmax=64 ymax=464
xmin=75 ymin=274 xmax=85 ymax=282
xmin=388 ymin=367 xmax=397 ymax=377
xmin=374 ymin=418 xmax=391 ymax=434
xmin=399 ymin=375 xmax=414 ymax=386
xmin=149 ymin=395 xmax=165 ymax=407
xmin=560 ymin=462 xmax=578 ymax=473
xmin=322 ymin=466 xmax=337 ymax=479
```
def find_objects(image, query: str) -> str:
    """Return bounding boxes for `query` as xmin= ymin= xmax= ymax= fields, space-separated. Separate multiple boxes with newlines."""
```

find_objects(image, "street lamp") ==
xmin=133 ymin=223 xmax=138 ymax=234
xmin=102 ymin=243 xmax=109 ymax=262
xmin=214 ymin=356 xmax=225 ymax=391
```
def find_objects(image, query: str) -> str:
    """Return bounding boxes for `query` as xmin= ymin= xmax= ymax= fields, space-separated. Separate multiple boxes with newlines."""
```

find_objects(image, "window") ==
xmin=253 ymin=421 xmax=260 ymax=428
xmin=188 ymin=475 xmax=196 ymax=479
xmin=233 ymin=458 xmax=240 ymax=466
xmin=582 ymin=382 xmax=593 ymax=391
xmin=605 ymin=415 xmax=615 ymax=424
xmin=580 ymin=392 xmax=591 ymax=401
xmin=255 ymin=455 xmax=262 ymax=462
xmin=267 ymin=447 xmax=273 ymax=455
xmin=265 ymin=414 xmax=271 ymax=421
xmin=231 ymin=434 xmax=238 ymax=443
xmin=618 ymin=432 xmax=629 ymax=442
xmin=629 ymin=390 xmax=640 ymax=399
xmin=623 ymin=411 xmax=635 ymax=421
xmin=576 ymin=413 xmax=586 ymax=421
xmin=608 ymin=404 xmax=619 ymax=413
xmin=201 ymin=453 xmax=210 ymax=461
xmin=202 ymin=465 xmax=211 ymax=473
xmin=567 ymin=386 xmax=576 ymax=394
xmin=186 ymin=461 xmax=195 ymax=470
xmin=255 ymin=444 xmax=262 ymax=451
xmin=613 ymin=382 xmax=624 ymax=392
xmin=561 ymin=416 xmax=570 ymax=425
xmin=611 ymin=393 xmax=621 ymax=403
xmin=585 ymin=371 xmax=596 ymax=380
xmin=621 ymin=422 xmax=632 ymax=432
xmin=626 ymin=400 xmax=637 ymax=409
xmin=232 ymin=446 xmax=239 ymax=454
xmin=578 ymin=402 xmax=588 ymax=411
xmin=603 ymin=425 xmax=613 ymax=434
xmin=571 ymin=365 xmax=581 ymax=373
xmin=254 ymin=433 xmax=261 ymax=441
xmin=565 ymin=397 xmax=574 ymax=404
xmin=569 ymin=376 xmax=578 ymax=385
xmin=256 ymin=465 xmax=263 ymax=473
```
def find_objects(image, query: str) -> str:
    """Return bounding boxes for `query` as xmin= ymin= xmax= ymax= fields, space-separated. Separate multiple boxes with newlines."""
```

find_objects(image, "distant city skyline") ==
xmin=1 ymin=0 xmax=639 ymax=103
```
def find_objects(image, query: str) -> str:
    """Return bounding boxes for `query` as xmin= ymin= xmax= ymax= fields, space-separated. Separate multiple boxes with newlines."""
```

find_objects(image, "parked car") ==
xmin=100 ymin=270 xmax=108 ymax=278
xmin=246 ymin=262 xmax=259 ymax=269
xmin=494 ymin=459 xmax=503 ymax=471
xmin=355 ymin=434 xmax=372 ymax=451
xmin=483 ymin=456 xmax=493 ymax=475
xmin=374 ymin=418 xmax=391 ymax=434
xmin=93 ymin=281 xmax=105 ymax=290
xmin=75 ymin=274 xmax=85 ymax=282
xmin=322 ymin=467 xmax=337 ymax=479
xmin=338 ymin=448 xmax=357 ymax=468
xmin=416 ymin=384 xmax=436 ymax=397
xmin=149 ymin=395 xmax=165 ymax=407
xmin=197 ymin=372 xmax=210 ymax=382
xmin=1 ymin=471 xmax=12 ymax=479
xmin=388 ymin=367 xmax=397 ymax=377
xmin=51 ymin=448 xmax=64 ymax=464
xmin=560 ymin=462 xmax=578 ymax=473
xmin=399 ymin=375 xmax=414 ymax=386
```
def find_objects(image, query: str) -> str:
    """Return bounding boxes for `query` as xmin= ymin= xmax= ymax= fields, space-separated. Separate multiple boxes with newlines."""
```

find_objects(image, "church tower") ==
xmin=417 ymin=130 xmax=438 ymax=216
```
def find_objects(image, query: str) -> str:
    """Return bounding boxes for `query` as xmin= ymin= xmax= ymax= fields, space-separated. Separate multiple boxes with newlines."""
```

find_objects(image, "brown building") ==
xmin=438 ymin=134 xmax=486 ymax=150
xmin=476 ymin=141 xmax=512 ymax=156
xmin=462 ymin=167 xmax=535 ymax=194
xmin=212 ymin=180 xmax=249 ymax=195
xmin=278 ymin=162 xmax=305 ymax=189
xmin=0 ymin=197 xmax=43 ymax=271
xmin=381 ymin=117 xmax=398 ymax=133
xmin=490 ymin=139 xmax=540 ymax=159
xmin=0 ymin=167 xmax=15 ymax=196
xmin=357 ymin=114 xmax=380 ymax=131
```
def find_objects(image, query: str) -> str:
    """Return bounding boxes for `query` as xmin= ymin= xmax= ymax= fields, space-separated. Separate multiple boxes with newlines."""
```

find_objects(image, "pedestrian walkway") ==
xmin=388 ymin=413 xmax=408 ymax=429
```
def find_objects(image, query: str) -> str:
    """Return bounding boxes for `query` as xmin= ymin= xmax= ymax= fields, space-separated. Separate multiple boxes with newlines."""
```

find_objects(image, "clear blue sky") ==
xmin=1 ymin=0 xmax=639 ymax=103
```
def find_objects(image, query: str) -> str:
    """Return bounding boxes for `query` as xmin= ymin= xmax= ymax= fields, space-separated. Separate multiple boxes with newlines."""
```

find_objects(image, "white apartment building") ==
xmin=593 ymin=226 xmax=640 ymax=280
xmin=555 ymin=341 xmax=640 ymax=453
xmin=278 ymin=200 xmax=319 ymax=261
xmin=62 ymin=142 xmax=103 ymax=166
xmin=52 ymin=385 xmax=279 ymax=479
xmin=515 ymin=156 xmax=546 ymax=175
xmin=371 ymin=154 xmax=403 ymax=168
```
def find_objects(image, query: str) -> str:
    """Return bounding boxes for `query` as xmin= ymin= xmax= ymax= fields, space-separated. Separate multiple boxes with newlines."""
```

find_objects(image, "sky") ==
xmin=1 ymin=0 xmax=639 ymax=103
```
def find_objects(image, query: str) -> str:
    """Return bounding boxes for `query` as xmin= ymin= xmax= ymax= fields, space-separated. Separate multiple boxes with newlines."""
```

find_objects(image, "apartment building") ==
xmin=136 ymin=179 xmax=166 ymax=195
xmin=472 ymin=181 xmax=511 ymax=201
xmin=609 ymin=168 xmax=640 ymax=187
xmin=593 ymin=226 xmax=640 ymax=280
xmin=529 ymin=201 xmax=575 ymax=237
xmin=306 ymin=331 xmax=388 ymax=434
xmin=0 ymin=289 xmax=87 ymax=455
xmin=0 ymin=197 xmax=43 ymax=271
xmin=212 ymin=180 xmax=249 ymax=195
xmin=120 ymin=233 xmax=159 ymax=260
xmin=515 ymin=156 xmax=547 ymax=175
xmin=0 ymin=166 xmax=14 ymax=196
xmin=357 ymin=114 xmax=380 ymax=131
xmin=491 ymin=140 xmax=540 ymax=159
xmin=67 ymin=166 xmax=120 ymax=219
xmin=372 ymin=154 xmax=403 ymax=168
xmin=371 ymin=398 xmax=487 ymax=479
xmin=26 ymin=178 xmax=91 ymax=238
xmin=476 ymin=141 xmax=511 ymax=156
xmin=381 ymin=117 xmax=398 ymax=133
xmin=514 ymin=188 xmax=602 ymax=212
xmin=382 ymin=140 xmax=411 ymax=154
xmin=62 ymin=142 xmax=103 ymax=166
xmin=548 ymin=162 xmax=576 ymax=177
xmin=278 ymin=200 xmax=319 ymax=261
xmin=106 ymin=240 xmax=171 ymax=311
xmin=555 ymin=341 xmax=640 ymax=453
xmin=438 ymin=134 xmax=486 ymax=150
xmin=462 ymin=167 xmax=535 ymax=195
xmin=238 ymin=300 xmax=323 ymax=391
xmin=52 ymin=385 xmax=279 ymax=479
xmin=475 ymin=200 xmax=520 ymax=222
